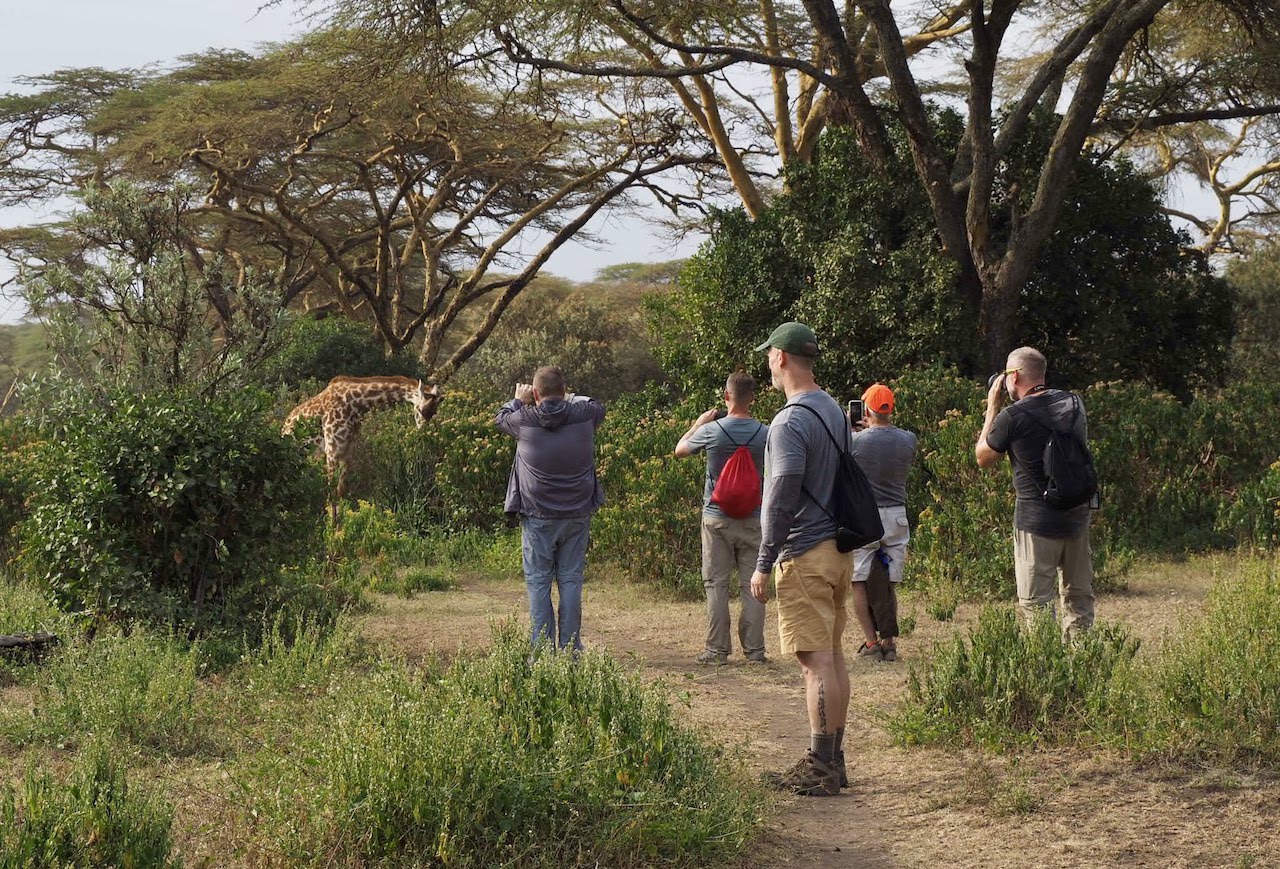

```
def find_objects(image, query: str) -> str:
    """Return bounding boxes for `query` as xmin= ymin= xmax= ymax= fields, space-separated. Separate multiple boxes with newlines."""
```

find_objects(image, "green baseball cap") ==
xmin=754 ymin=321 xmax=819 ymax=357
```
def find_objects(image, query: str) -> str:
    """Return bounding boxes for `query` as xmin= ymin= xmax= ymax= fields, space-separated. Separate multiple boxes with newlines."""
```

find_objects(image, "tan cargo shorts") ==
xmin=775 ymin=538 xmax=855 ymax=654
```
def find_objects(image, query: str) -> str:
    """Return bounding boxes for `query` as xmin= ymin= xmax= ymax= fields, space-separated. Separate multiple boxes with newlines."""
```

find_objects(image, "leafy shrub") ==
xmin=249 ymin=624 xmax=761 ymax=867
xmin=352 ymin=392 xmax=512 ymax=534
xmin=255 ymin=315 xmax=419 ymax=390
xmin=19 ymin=387 xmax=326 ymax=633
xmin=3 ymin=628 xmax=206 ymax=757
xmin=1220 ymin=461 xmax=1280 ymax=548
xmin=0 ymin=743 xmax=179 ymax=869
xmin=888 ymin=607 xmax=1140 ymax=749
xmin=909 ymin=409 xmax=1016 ymax=600
xmin=594 ymin=388 xmax=708 ymax=597
xmin=453 ymin=282 xmax=665 ymax=404
xmin=0 ymin=417 xmax=38 ymax=557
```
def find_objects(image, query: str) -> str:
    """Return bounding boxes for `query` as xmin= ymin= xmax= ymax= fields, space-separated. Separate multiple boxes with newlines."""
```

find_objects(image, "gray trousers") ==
xmin=701 ymin=515 xmax=766 ymax=657
xmin=1013 ymin=527 xmax=1095 ymax=637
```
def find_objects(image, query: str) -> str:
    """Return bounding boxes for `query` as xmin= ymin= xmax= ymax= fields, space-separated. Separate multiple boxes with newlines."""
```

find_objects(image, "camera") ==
xmin=987 ymin=372 xmax=1004 ymax=390
xmin=847 ymin=399 xmax=864 ymax=423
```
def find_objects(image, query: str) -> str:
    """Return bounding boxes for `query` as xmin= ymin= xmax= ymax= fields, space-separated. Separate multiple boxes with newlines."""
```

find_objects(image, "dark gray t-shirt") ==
xmin=986 ymin=388 xmax=1090 ymax=538
xmin=759 ymin=389 xmax=845 ymax=567
xmin=850 ymin=424 xmax=917 ymax=507
xmin=686 ymin=416 xmax=768 ymax=518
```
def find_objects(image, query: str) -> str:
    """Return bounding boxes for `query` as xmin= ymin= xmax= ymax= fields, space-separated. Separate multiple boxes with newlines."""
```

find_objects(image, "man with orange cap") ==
xmin=849 ymin=383 xmax=917 ymax=662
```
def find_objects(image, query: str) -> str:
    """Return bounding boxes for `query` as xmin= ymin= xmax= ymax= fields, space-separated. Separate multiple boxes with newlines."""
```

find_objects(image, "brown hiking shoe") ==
xmin=765 ymin=751 xmax=840 ymax=797
xmin=695 ymin=650 xmax=727 ymax=665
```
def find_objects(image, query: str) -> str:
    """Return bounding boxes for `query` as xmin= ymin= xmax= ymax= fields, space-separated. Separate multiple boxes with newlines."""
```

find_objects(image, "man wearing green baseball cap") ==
xmin=753 ymin=321 xmax=820 ymax=358
xmin=750 ymin=321 xmax=854 ymax=796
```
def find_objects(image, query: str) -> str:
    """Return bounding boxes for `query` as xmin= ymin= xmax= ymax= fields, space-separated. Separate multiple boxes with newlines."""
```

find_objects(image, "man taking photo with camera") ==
xmin=975 ymin=347 xmax=1096 ymax=637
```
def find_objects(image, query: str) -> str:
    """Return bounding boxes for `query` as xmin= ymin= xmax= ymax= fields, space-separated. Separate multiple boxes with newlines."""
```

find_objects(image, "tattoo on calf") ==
xmin=817 ymin=680 xmax=827 ymax=733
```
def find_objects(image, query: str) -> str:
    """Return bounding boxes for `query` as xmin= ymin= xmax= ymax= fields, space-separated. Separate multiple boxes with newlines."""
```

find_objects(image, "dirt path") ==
xmin=362 ymin=556 xmax=1280 ymax=869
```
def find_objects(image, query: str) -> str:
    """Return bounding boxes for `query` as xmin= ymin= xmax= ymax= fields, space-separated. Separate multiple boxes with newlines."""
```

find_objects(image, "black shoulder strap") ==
xmin=784 ymin=401 xmax=851 ymax=456
xmin=783 ymin=402 xmax=850 ymax=523
xmin=712 ymin=419 xmax=765 ymax=449
xmin=1019 ymin=391 xmax=1080 ymax=437
xmin=712 ymin=419 xmax=740 ymax=447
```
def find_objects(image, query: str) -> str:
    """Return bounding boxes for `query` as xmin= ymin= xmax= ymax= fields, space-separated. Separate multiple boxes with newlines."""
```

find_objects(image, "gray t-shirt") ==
xmin=758 ymin=389 xmax=845 ymax=569
xmin=686 ymin=416 xmax=768 ymax=518
xmin=850 ymin=425 xmax=917 ymax=507
xmin=986 ymin=388 xmax=1090 ymax=538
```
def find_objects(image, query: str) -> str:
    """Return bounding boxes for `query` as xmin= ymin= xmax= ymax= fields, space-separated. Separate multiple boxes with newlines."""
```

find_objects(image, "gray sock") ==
xmin=836 ymin=726 xmax=845 ymax=755
xmin=810 ymin=732 xmax=837 ymax=763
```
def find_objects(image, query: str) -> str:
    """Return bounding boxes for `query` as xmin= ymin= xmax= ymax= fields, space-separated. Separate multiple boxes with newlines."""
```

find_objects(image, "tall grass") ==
xmin=891 ymin=557 xmax=1280 ymax=765
xmin=0 ymin=574 xmax=71 ymax=685
xmin=1 ymin=627 xmax=207 ymax=757
xmin=247 ymin=623 xmax=762 ymax=867
xmin=889 ymin=608 xmax=1140 ymax=749
xmin=0 ymin=742 xmax=179 ymax=868
xmin=1135 ymin=558 xmax=1280 ymax=761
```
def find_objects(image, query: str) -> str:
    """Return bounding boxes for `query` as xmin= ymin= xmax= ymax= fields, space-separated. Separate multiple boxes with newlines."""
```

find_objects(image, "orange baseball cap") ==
xmin=862 ymin=383 xmax=895 ymax=414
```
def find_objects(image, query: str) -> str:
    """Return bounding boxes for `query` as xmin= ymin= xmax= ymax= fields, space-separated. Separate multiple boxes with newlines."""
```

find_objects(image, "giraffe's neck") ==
xmin=344 ymin=382 xmax=412 ymax=416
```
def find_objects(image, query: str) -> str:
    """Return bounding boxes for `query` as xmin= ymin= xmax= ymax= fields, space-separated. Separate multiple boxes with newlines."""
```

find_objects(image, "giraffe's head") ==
xmin=411 ymin=381 xmax=444 ymax=429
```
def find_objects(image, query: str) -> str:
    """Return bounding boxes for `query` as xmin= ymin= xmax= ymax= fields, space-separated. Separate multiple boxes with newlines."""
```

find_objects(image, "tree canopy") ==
xmin=654 ymin=119 xmax=1232 ymax=399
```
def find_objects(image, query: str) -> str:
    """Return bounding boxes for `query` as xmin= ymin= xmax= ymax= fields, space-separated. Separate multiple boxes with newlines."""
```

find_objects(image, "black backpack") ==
xmin=786 ymin=402 xmax=885 ymax=553
xmin=1023 ymin=393 xmax=1099 ymax=509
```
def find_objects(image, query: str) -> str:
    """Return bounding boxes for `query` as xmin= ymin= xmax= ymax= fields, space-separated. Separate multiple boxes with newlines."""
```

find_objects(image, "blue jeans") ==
xmin=521 ymin=515 xmax=591 ymax=651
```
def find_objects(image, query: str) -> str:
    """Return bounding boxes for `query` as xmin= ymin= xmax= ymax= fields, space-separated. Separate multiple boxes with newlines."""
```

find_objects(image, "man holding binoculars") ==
xmin=975 ymin=346 xmax=1096 ymax=637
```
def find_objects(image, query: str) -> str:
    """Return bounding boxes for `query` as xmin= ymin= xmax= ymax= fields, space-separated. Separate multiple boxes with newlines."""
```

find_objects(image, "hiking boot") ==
xmin=744 ymin=651 xmax=769 ymax=664
xmin=695 ymin=650 xmax=728 ymax=665
xmin=880 ymin=644 xmax=898 ymax=662
xmin=764 ymin=751 xmax=840 ymax=797
xmin=834 ymin=750 xmax=849 ymax=789
xmin=856 ymin=641 xmax=883 ymax=662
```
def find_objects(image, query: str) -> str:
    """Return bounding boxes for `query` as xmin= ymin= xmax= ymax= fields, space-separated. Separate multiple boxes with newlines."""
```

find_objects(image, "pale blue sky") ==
xmin=0 ymin=0 xmax=704 ymax=322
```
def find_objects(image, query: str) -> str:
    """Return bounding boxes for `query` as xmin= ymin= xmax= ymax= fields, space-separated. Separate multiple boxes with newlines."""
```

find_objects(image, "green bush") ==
xmin=3 ymin=627 xmax=206 ymax=757
xmin=0 ymin=417 xmax=38 ymax=557
xmin=452 ymin=282 xmax=665 ymax=404
xmin=909 ymin=409 xmax=1016 ymax=600
xmin=594 ymin=388 xmax=709 ymax=597
xmin=19 ymin=388 xmax=327 ymax=633
xmin=254 ymin=315 xmax=420 ymax=390
xmin=351 ymin=392 xmax=512 ymax=534
xmin=0 ymin=743 xmax=179 ymax=869
xmin=248 ymin=624 xmax=761 ymax=867
xmin=1220 ymin=461 xmax=1280 ymax=548
xmin=888 ymin=607 xmax=1140 ymax=749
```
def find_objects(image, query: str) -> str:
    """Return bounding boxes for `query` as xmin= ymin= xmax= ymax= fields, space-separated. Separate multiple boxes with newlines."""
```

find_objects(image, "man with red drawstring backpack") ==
xmin=676 ymin=371 xmax=770 ymax=665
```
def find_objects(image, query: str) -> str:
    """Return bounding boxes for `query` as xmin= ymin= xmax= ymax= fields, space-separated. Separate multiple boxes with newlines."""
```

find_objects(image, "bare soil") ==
xmin=363 ymin=554 xmax=1280 ymax=869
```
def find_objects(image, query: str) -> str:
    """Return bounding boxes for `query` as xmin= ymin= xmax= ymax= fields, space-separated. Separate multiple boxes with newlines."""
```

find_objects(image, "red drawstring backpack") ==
xmin=709 ymin=421 xmax=764 ymax=518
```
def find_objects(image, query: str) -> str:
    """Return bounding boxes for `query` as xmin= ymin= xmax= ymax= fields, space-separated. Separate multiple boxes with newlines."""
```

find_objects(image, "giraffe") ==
xmin=283 ymin=376 xmax=443 ymax=515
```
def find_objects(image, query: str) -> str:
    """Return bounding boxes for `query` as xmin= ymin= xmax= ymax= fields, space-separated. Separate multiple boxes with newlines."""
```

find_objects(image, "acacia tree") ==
xmin=1081 ymin=8 xmax=1280 ymax=253
xmin=325 ymin=0 xmax=1280 ymax=367
xmin=0 ymin=29 xmax=707 ymax=384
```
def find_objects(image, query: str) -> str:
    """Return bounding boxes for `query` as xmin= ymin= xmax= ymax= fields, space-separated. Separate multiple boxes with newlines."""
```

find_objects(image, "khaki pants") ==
xmin=1013 ymin=528 xmax=1095 ymax=637
xmin=701 ymin=515 xmax=765 ymax=657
